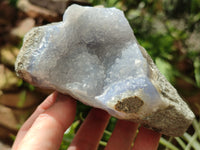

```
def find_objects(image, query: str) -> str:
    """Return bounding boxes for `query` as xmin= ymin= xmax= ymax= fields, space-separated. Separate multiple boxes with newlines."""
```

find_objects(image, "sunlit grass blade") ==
xmin=104 ymin=129 xmax=112 ymax=136
xmin=182 ymin=132 xmax=200 ymax=150
xmin=99 ymin=140 xmax=107 ymax=146
xmin=185 ymin=132 xmax=198 ymax=150
xmin=192 ymin=119 xmax=200 ymax=140
xmin=174 ymin=137 xmax=186 ymax=149
xmin=159 ymin=137 xmax=179 ymax=150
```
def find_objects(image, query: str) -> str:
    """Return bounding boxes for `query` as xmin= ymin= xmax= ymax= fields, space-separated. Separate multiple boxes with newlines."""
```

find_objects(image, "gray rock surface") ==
xmin=15 ymin=4 xmax=194 ymax=136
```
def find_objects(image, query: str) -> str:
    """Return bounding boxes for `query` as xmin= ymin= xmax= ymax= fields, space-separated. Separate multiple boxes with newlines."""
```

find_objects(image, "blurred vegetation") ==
xmin=90 ymin=0 xmax=200 ymax=88
xmin=9 ymin=0 xmax=18 ymax=6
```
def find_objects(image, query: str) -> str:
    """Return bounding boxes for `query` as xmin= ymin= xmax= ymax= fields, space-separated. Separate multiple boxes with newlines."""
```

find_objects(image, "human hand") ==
xmin=12 ymin=92 xmax=161 ymax=150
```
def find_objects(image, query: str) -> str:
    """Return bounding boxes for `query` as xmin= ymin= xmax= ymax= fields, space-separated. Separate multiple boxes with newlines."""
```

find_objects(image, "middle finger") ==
xmin=105 ymin=120 xmax=139 ymax=150
xmin=68 ymin=108 xmax=110 ymax=150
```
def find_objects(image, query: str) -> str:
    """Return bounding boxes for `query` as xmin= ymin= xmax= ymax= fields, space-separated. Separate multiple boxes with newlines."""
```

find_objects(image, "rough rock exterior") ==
xmin=15 ymin=4 xmax=194 ymax=136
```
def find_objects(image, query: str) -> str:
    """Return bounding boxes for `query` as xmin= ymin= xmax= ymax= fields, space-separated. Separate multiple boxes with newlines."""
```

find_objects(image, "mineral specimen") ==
xmin=15 ymin=4 xmax=194 ymax=136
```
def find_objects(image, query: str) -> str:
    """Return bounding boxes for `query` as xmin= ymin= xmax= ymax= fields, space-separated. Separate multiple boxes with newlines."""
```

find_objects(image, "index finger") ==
xmin=132 ymin=126 xmax=161 ymax=150
xmin=12 ymin=93 xmax=76 ymax=150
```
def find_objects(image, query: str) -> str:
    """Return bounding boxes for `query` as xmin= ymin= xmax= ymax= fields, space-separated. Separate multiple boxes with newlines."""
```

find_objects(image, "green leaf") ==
xmin=28 ymin=84 xmax=35 ymax=91
xmin=59 ymin=120 xmax=80 ymax=150
xmin=9 ymin=0 xmax=18 ymax=6
xmin=17 ymin=79 xmax=23 ymax=87
xmin=155 ymin=57 xmax=175 ymax=83
xmin=106 ymin=0 xmax=120 ymax=7
xmin=194 ymin=57 xmax=200 ymax=87
xmin=17 ymin=90 xmax=27 ymax=108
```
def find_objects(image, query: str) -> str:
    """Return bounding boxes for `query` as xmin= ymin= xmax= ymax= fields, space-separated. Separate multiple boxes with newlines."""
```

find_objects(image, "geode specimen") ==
xmin=15 ymin=4 xmax=194 ymax=136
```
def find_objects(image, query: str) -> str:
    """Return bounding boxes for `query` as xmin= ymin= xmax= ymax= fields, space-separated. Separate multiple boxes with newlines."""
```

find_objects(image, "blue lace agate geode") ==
xmin=15 ymin=4 xmax=194 ymax=136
